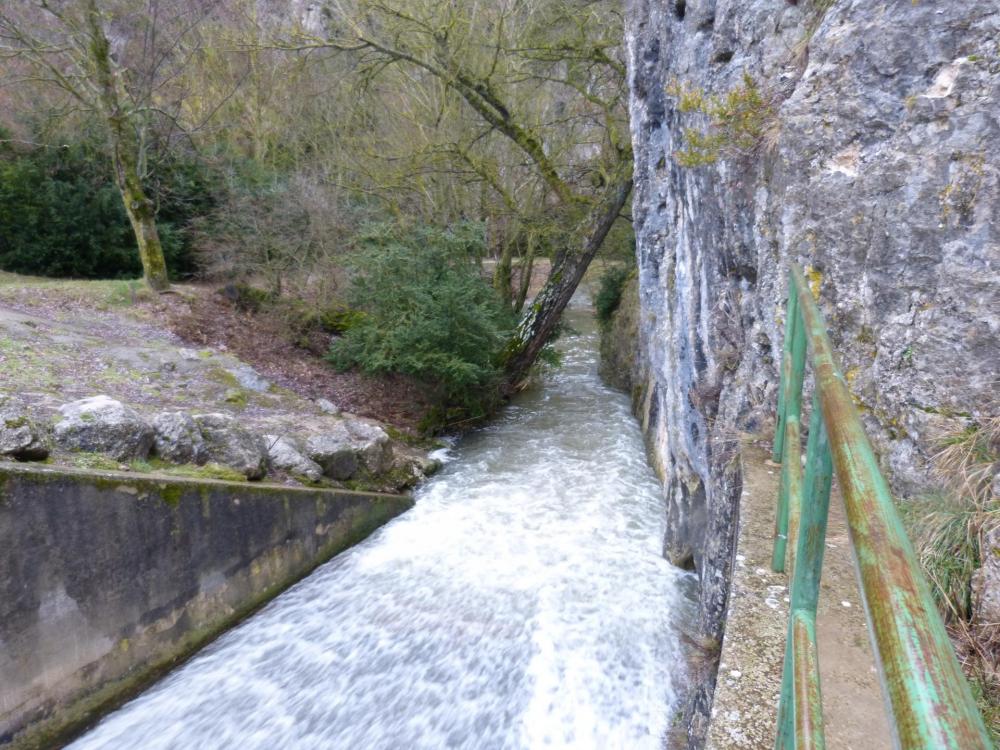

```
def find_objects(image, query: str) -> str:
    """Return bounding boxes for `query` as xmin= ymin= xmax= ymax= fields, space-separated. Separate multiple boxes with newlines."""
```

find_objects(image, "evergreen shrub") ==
xmin=328 ymin=222 xmax=514 ymax=409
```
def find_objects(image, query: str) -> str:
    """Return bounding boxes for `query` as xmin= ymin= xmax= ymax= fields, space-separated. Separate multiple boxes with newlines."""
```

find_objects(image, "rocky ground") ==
xmin=0 ymin=273 xmax=442 ymax=492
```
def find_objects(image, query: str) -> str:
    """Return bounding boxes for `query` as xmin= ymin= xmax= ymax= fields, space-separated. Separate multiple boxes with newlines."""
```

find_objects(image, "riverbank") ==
xmin=0 ymin=272 xmax=442 ymax=492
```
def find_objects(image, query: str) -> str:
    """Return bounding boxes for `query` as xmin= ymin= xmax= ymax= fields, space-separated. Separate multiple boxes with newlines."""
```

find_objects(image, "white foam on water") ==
xmin=70 ymin=302 xmax=697 ymax=750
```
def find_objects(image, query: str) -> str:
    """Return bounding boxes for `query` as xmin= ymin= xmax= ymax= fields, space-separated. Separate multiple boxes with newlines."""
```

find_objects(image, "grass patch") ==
xmin=67 ymin=452 xmax=123 ymax=471
xmin=130 ymin=457 xmax=248 ymax=483
xmin=902 ymin=416 xmax=1000 ymax=740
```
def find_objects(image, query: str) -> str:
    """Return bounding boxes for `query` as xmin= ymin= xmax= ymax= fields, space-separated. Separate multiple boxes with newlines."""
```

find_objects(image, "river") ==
xmin=70 ymin=298 xmax=697 ymax=750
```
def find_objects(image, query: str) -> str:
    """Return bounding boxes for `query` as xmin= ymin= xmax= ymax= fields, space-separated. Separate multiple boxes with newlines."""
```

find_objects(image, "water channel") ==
xmin=70 ymin=298 xmax=697 ymax=750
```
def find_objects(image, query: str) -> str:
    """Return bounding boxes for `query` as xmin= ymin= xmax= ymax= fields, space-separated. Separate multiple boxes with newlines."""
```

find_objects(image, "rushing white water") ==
xmin=70 ymin=300 xmax=697 ymax=750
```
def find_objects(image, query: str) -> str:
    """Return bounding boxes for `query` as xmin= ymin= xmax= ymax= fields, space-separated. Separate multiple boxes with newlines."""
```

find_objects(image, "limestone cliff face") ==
xmin=623 ymin=1 xmax=999 ymax=743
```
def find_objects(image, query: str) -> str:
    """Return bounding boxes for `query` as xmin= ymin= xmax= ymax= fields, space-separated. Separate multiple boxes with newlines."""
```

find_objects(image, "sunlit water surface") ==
xmin=71 ymin=299 xmax=697 ymax=750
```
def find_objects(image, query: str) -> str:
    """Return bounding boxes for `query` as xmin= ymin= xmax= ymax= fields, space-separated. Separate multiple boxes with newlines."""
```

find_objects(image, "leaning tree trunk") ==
xmin=501 ymin=161 xmax=633 ymax=392
xmin=85 ymin=0 xmax=170 ymax=293
xmin=116 ymin=156 xmax=170 ymax=292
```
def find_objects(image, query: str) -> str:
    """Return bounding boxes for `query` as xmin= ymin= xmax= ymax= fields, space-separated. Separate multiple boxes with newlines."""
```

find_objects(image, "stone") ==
xmin=263 ymin=434 xmax=323 ymax=482
xmin=344 ymin=419 xmax=393 ymax=474
xmin=972 ymin=526 xmax=1000 ymax=625
xmin=316 ymin=398 xmax=341 ymax=416
xmin=54 ymin=396 xmax=153 ymax=460
xmin=193 ymin=413 xmax=268 ymax=479
xmin=304 ymin=431 xmax=359 ymax=480
xmin=225 ymin=365 xmax=270 ymax=393
xmin=388 ymin=449 xmax=443 ymax=491
xmin=0 ymin=406 xmax=49 ymax=461
xmin=151 ymin=412 xmax=206 ymax=465
xmin=304 ymin=419 xmax=393 ymax=480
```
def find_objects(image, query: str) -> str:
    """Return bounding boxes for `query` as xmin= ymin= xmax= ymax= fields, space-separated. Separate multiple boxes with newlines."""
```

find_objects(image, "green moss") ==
xmin=159 ymin=462 xmax=247 ymax=483
xmin=224 ymin=388 xmax=248 ymax=407
xmin=4 ymin=416 xmax=29 ymax=429
xmin=384 ymin=425 xmax=444 ymax=450
xmin=67 ymin=452 xmax=121 ymax=471
xmin=160 ymin=484 xmax=184 ymax=508
xmin=207 ymin=368 xmax=241 ymax=388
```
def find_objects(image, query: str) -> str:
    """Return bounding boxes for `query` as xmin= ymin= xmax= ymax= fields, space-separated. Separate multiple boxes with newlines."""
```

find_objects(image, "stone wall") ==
xmin=0 ymin=463 xmax=411 ymax=748
xmin=623 ymin=1 xmax=999 ymax=745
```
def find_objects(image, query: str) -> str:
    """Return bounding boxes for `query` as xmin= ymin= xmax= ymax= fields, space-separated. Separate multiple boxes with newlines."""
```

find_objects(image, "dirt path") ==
xmin=705 ymin=441 xmax=893 ymax=749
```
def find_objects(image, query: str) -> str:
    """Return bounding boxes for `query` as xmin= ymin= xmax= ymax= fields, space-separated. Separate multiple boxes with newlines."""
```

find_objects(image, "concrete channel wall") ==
xmin=0 ymin=463 xmax=413 ymax=749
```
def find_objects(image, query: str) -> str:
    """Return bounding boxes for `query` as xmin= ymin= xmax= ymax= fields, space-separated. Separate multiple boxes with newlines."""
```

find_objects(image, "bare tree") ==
xmin=0 ymin=0 xmax=219 ymax=290
xmin=289 ymin=0 xmax=632 ymax=392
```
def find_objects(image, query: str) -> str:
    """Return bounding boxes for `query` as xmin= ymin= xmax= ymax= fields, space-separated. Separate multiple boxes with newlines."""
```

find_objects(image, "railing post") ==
xmin=772 ymin=277 xmax=799 ymax=464
xmin=792 ymin=610 xmax=825 ymax=750
xmin=775 ymin=389 xmax=833 ymax=750
xmin=774 ymin=631 xmax=795 ymax=750
xmin=792 ymin=389 xmax=834 ymax=612
xmin=772 ymin=280 xmax=807 ymax=573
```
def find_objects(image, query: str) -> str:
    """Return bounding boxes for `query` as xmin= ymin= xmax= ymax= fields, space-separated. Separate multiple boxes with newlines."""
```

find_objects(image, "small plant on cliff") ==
xmin=328 ymin=222 xmax=514 ymax=417
xmin=594 ymin=264 xmax=633 ymax=327
xmin=666 ymin=72 xmax=775 ymax=167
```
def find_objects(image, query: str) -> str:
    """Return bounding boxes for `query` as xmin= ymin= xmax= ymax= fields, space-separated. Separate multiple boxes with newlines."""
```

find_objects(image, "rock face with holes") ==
xmin=623 ymin=2 xmax=999 ymax=744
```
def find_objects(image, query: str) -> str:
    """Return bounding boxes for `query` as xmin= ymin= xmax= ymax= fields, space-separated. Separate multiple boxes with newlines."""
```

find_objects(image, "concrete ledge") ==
xmin=0 ymin=462 xmax=412 ymax=749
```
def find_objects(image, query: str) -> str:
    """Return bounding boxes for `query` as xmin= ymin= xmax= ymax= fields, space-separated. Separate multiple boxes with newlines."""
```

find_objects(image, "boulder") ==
xmin=304 ymin=419 xmax=393 ymax=480
xmin=972 ymin=525 xmax=1000 ymax=624
xmin=344 ymin=419 xmax=393 ymax=474
xmin=388 ymin=448 xmax=443 ymax=491
xmin=316 ymin=398 xmax=341 ymax=416
xmin=0 ymin=406 xmax=49 ymax=461
xmin=151 ymin=412 xmax=207 ymax=465
xmin=54 ymin=396 xmax=153 ymax=460
xmin=305 ymin=431 xmax=359 ymax=480
xmin=194 ymin=413 xmax=268 ymax=479
xmin=263 ymin=434 xmax=323 ymax=482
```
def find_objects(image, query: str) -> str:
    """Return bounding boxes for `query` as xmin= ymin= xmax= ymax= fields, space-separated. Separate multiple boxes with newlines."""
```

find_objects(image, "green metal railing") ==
xmin=770 ymin=264 xmax=992 ymax=750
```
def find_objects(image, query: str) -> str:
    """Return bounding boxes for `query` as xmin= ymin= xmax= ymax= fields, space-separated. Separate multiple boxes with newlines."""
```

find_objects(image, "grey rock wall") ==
xmin=623 ymin=1 xmax=999 ymax=744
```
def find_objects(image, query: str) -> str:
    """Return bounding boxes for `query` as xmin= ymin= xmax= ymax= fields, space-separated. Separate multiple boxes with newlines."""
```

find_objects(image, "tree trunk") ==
xmin=513 ymin=233 xmax=536 ymax=315
xmin=117 ymin=160 xmax=170 ymax=292
xmin=85 ymin=0 xmax=170 ymax=293
xmin=501 ymin=161 xmax=633 ymax=392
xmin=493 ymin=236 xmax=515 ymax=308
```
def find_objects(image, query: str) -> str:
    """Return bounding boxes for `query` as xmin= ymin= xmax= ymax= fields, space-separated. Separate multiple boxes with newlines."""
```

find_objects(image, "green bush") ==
xmin=0 ymin=136 xmax=212 ymax=279
xmin=594 ymin=264 xmax=633 ymax=326
xmin=328 ymin=222 xmax=513 ymax=409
